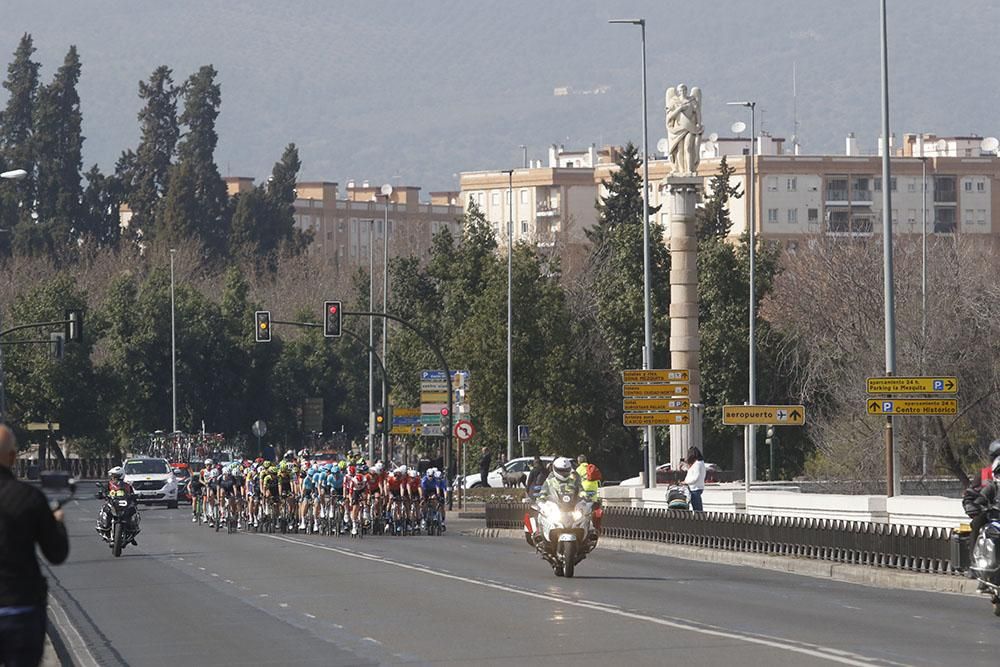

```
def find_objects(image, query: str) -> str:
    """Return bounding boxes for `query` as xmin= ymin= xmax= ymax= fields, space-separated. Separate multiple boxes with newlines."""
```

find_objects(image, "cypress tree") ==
xmin=0 ymin=34 xmax=41 ymax=255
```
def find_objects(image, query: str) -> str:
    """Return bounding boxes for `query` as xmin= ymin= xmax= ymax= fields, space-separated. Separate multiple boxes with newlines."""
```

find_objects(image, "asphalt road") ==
xmin=42 ymin=497 xmax=997 ymax=666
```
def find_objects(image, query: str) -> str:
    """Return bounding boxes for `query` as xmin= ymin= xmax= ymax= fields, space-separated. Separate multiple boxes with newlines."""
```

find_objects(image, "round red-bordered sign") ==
xmin=454 ymin=420 xmax=475 ymax=441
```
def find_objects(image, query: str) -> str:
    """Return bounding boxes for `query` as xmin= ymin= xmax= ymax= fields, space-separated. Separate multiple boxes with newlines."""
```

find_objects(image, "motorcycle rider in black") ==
xmin=98 ymin=466 xmax=139 ymax=546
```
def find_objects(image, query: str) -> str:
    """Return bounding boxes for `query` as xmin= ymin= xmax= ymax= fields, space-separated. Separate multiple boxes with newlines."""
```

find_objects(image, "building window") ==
xmin=965 ymin=180 xmax=973 ymax=192
xmin=491 ymin=192 xmax=499 ymax=207
xmin=965 ymin=209 xmax=974 ymax=226
xmin=907 ymin=181 xmax=917 ymax=193
xmin=521 ymin=221 xmax=528 ymax=234
xmin=786 ymin=177 xmax=797 ymax=192
xmin=891 ymin=208 xmax=898 ymax=224
xmin=326 ymin=231 xmax=332 ymax=240
xmin=807 ymin=208 xmax=819 ymax=223
xmin=978 ymin=209 xmax=987 ymax=225
xmin=907 ymin=209 xmax=916 ymax=225
xmin=787 ymin=208 xmax=798 ymax=224
xmin=520 ymin=189 xmax=528 ymax=204
xmin=767 ymin=176 xmax=778 ymax=192
xmin=978 ymin=180 xmax=987 ymax=192
xmin=767 ymin=208 xmax=779 ymax=223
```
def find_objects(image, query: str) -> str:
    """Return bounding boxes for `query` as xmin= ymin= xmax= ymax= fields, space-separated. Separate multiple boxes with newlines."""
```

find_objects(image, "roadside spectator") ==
xmin=526 ymin=456 xmax=546 ymax=500
xmin=478 ymin=446 xmax=492 ymax=487
xmin=683 ymin=446 xmax=706 ymax=511
xmin=0 ymin=424 xmax=69 ymax=666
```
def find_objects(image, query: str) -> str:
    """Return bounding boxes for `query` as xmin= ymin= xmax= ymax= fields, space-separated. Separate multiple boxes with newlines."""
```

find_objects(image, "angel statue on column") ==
xmin=665 ymin=84 xmax=703 ymax=175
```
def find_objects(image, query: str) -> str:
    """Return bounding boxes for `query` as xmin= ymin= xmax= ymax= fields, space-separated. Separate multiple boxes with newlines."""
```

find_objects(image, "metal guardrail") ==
xmin=486 ymin=502 xmax=959 ymax=575
xmin=15 ymin=457 xmax=118 ymax=480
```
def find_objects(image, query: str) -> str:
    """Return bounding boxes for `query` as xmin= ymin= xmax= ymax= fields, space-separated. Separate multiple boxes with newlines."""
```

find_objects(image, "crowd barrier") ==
xmin=485 ymin=501 xmax=962 ymax=575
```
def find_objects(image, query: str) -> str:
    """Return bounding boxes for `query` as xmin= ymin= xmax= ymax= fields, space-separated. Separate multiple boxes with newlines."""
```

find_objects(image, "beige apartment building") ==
xmin=224 ymin=178 xmax=464 ymax=272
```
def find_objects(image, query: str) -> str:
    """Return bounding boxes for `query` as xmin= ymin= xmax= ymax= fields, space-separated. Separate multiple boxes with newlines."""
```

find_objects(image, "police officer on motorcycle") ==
xmin=97 ymin=467 xmax=139 ymax=545
xmin=962 ymin=439 xmax=1000 ymax=587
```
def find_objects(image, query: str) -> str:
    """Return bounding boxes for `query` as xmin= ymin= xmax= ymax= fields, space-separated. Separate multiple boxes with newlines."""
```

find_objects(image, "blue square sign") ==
xmin=933 ymin=380 xmax=944 ymax=391
xmin=883 ymin=401 xmax=894 ymax=413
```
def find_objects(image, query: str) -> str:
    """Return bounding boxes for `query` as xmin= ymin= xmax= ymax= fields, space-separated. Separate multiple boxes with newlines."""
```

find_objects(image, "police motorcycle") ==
xmin=524 ymin=493 xmax=596 ymax=578
xmin=969 ymin=500 xmax=1000 ymax=615
xmin=95 ymin=473 xmax=141 ymax=558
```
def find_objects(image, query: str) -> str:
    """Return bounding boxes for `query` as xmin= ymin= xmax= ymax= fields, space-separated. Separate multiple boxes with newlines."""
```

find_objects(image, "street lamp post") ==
xmin=170 ymin=248 xmax=177 ymax=434
xmin=368 ymin=216 xmax=375 ymax=462
xmin=0 ymin=169 xmax=28 ymax=422
xmin=502 ymin=169 xmax=514 ymax=463
xmin=920 ymin=155 xmax=928 ymax=477
xmin=727 ymin=100 xmax=757 ymax=487
xmin=879 ymin=0 xmax=899 ymax=497
xmin=380 ymin=185 xmax=392 ymax=463
xmin=609 ymin=17 xmax=656 ymax=489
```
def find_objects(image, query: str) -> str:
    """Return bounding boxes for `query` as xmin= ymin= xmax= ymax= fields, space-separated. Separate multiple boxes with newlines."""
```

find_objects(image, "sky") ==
xmin=2 ymin=0 xmax=998 ymax=192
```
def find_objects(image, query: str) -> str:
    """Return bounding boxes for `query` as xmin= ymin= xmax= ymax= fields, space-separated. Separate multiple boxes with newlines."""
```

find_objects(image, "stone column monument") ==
xmin=664 ymin=83 xmax=704 ymax=468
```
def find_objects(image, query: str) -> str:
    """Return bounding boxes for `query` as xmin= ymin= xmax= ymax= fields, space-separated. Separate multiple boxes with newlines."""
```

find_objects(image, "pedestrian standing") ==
xmin=526 ymin=455 xmax=546 ymax=500
xmin=478 ymin=446 xmax=492 ymax=487
xmin=0 ymin=424 xmax=69 ymax=666
xmin=683 ymin=446 xmax=706 ymax=512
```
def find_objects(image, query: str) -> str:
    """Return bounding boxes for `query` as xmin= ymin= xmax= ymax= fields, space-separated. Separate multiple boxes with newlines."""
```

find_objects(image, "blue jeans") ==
xmin=690 ymin=489 xmax=704 ymax=512
xmin=0 ymin=605 xmax=46 ymax=667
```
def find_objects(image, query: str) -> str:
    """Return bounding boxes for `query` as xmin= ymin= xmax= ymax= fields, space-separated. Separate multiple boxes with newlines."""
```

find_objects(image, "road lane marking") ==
xmin=304 ymin=613 xmax=316 ymax=619
xmin=279 ymin=603 xmax=289 ymax=608
xmin=48 ymin=594 xmax=99 ymax=667
xmin=266 ymin=534 xmax=905 ymax=667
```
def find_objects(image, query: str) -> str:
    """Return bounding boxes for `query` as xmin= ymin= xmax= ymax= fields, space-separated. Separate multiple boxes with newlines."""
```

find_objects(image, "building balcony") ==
xmin=933 ymin=191 xmax=957 ymax=204
xmin=536 ymin=200 xmax=560 ymax=216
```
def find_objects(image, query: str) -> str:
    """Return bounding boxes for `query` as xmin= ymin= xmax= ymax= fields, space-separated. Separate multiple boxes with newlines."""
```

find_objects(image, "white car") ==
xmin=620 ymin=462 xmax=719 ymax=487
xmin=122 ymin=457 xmax=179 ymax=508
xmin=457 ymin=456 xmax=554 ymax=490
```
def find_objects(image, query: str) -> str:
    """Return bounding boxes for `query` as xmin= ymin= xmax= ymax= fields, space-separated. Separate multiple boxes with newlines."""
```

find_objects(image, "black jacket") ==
xmin=526 ymin=464 xmax=549 ymax=491
xmin=478 ymin=452 xmax=492 ymax=473
xmin=0 ymin=466 xmax=69 ymax=607
xmin=964 ymin=481 xmax=998 ymax=518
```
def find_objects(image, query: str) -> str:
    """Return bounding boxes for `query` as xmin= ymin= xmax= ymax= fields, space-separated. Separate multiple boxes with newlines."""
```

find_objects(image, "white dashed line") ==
xmin=279 ymin=603 xmax=289 ymax=608
xmin=266 ymin=534 xmax=895 ymax=667
xmin=304 ymin=613 xmax=316 ymax=619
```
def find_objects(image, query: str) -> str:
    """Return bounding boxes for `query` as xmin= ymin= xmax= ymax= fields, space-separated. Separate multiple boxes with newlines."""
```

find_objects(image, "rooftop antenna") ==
xmin=792 ymin=61 xmax=801 ymax=155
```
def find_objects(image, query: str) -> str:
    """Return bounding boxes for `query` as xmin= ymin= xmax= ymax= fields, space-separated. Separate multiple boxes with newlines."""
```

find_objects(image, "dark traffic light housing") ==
xmin=324 ymin=301 xmax=342 ymax=338
xmin=49 ymin=332 xmax=64 ymax=361
xmin=374 ymin=406 xmax=385 ymax=433
xmin=255 ymin=311 xmax=271 ymax=342
xmin=439 ymin=406 xmax=449 ymax=427
xmin=765 ymin=425 xmax=776 ymax=448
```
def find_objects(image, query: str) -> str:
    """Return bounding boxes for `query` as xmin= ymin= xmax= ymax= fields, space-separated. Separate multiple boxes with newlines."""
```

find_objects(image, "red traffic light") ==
xmin=328 ymin=304 xmax=338 ymax=314
xmin=440 ymin=407 xmax=449 ymax=417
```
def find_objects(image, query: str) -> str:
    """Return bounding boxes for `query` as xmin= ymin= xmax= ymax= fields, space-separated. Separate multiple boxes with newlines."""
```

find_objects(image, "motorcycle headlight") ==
xmin=975 ymin=538 xmax=997 ymax=569
xmin=540 ymin=502 xmax=560 ymax=519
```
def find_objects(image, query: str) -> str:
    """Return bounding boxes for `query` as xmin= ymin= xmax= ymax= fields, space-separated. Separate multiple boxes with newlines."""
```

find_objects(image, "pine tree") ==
xmin=0 ymin=34 xmax=41 ymax=255
xmin=122 ymin=66 xmax=179 ymax=242
xmin=695 ymin=155 xmax=742 ymax=240
xmin=587 ymin=142 xmax=670 ymax=370
xmin=80 ymin=164 xmax=124 ymax=247
xmin=158 ymin=65 xmax=229 ymax=256
xmin=31 ymin=45 xmax=84 ymax=257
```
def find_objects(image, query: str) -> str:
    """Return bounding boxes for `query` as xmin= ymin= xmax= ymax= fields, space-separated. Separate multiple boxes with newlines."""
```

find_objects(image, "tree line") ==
xmin=1 ymin=34 xmax=994 ymax=484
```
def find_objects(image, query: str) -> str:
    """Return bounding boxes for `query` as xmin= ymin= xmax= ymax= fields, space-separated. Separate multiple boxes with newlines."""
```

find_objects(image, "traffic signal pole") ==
xmin=0 ymin=315 xmax=84 ymax=422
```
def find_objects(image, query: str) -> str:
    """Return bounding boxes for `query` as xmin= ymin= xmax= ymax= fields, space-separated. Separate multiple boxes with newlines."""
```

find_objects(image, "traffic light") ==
xmin=765 ymin=425 xmax=776 ymax=449
xmin=49 ymin=332 xmax=64 ymax=361
xmin=439 ymin=406 xmax=449 ymax=427
xmin=65 ymin=309 xmax=83 ymax=342
xmin=374 ymin=406 xmax=386 ymax=433
xmin=324 ymin=301 xmax=342 ymax=338
xmin=255 ymin=311 xmax=271 ymax=342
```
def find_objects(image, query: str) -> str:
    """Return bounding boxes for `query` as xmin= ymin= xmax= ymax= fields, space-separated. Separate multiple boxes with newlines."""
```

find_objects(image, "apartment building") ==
xmin=224 ymin=178 xmax=464 ymax=272
xmin=698 ymin=133 xmax=1000 ymax=250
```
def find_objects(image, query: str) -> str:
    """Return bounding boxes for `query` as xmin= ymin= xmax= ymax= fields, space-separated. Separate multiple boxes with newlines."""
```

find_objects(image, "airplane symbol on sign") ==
xmin=776 ymin=410 xmax=788 ymax=421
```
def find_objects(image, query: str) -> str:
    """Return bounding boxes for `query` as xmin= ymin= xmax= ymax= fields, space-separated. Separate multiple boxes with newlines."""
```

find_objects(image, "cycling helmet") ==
xmin=395 ymin=465 xmax=407 ymax=475
xmin=279 ymin=461 xmax=288 ymax=472
xmin=992 ymin=456 xmax=1000 ymax=476
xmin=108 ymin=466 xmax=124 ymax=480
xmin=298 ymin=448 xmax=309 ymax=459
xmin=433 ymin=470 xmax=442 ymax=479
xmin=358 ymin=463 xmax=369 ymax=474
xmin=407 ymin=469 xmax=418 ymax=478
xmin=552 ymin=457 xmax=574 ymax=482
xmin=204 ymin=458 xmax=213 ymax=467
xmin=339 ymin=461 xmax=347 ymax=470
xmin=283 ymin=450 xmax=295 ymax=461
xmin=223 ymin=467 xmax=233 ymax=477
xmin=371 ymin=462 xmax=383 ymax=474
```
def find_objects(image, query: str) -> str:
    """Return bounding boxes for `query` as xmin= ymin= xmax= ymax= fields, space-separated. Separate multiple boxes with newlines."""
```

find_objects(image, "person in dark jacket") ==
xmin=478 ymin=447 xmax=492 ymax=487
xmin=0 ymin=424 xmax=69 ymax=666
xmin=525 ymin=456 xmax=547 ymax=500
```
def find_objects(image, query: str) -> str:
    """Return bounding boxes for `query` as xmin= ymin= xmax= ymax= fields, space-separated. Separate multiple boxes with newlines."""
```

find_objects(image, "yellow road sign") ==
xmin=623 ymin=398 xmax=690 ymax=411
xmin=420 ymin=391 xmax=449 ymax=403
xmin=722 ymin=405 xmax=806 ymax=426
xmin=623 ymin=412 xmax=691 ymax=426
xmin=622 ymin=369 xmax=689 ymax=383
xmin=26 ymin=422 xmax=59 ymax=431
xmin=866 ymin=398 xmax=958 ymax=416
xmin=390 ymin=425 xmax=420 ymax=435
xmin=622 ymin=383 xmax=689 ymax=397
xmin=391 ymin=407 xmax=420 ymax=417
xmin=866 ymin=376 xmax=957 ymax=394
